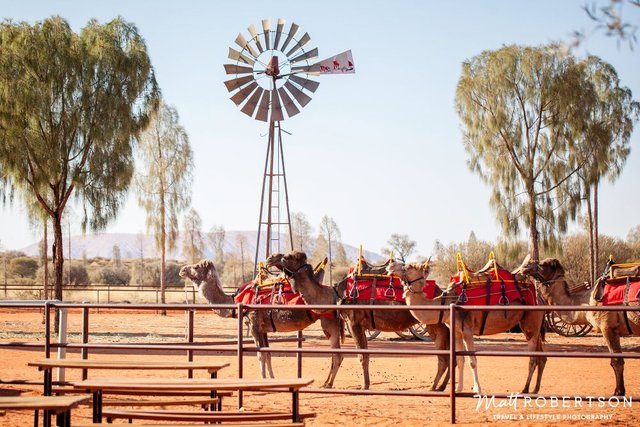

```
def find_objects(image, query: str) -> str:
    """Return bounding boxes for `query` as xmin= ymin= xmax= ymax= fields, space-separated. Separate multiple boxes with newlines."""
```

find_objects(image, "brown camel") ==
xmin=179 ymin=259 xmax=345 ymax=388
xmin=517 ymin=256 xmax=640 ymax=396
xmin=387 ymin=258 xmax=546 ymax=394
xmin=266 ymin=251 xmax=450 ymax=391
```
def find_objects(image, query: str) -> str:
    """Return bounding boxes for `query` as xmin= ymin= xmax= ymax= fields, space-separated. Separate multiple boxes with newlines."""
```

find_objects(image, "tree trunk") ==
xmin=586 ymin=191 xmax=595 ymax=286
xmin=160 ymin=195 xmax=167 ymax=316
xmin=528 ymin=192 xmax=540 ymax=261
xmin=594 ymin=179 xmax=600 ymax=280
xmin=43 ymin=220 xmax=49 ymax=300
xmin=52 ymin=211 xmax=65 ymax=330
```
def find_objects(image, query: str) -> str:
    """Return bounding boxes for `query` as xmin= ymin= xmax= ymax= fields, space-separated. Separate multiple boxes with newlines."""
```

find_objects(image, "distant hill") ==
xmin=19 ymin=231 xmax=384 ymax=263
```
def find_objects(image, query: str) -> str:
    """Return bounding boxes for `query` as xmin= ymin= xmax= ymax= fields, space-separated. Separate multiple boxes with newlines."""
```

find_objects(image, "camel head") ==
xmin=513 ymin=255 xmax=565 ymax=288
xmin=266 ymin=251 xmax=326 ymax=292
xmin=387 ymin=260 xmax=430 ymax=292
xmin=179 ymin=259 xmax=222 ymax=292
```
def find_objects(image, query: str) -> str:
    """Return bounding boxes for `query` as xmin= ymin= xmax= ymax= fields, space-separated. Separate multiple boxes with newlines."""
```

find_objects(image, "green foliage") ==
xmin=9 ymin=256 xmax=38 ymax=278
xmin=455 ymin=44 xmax=612 ymax=259
xmin=431 ymin=232 xmax=494 ymax=285
xmin=0 ymin=16 xmax=159 ymax=298
xmin=94 ymin=266 xmax=131 ymax=285
xmin=139 ymin=261 xmax=184 ymax=287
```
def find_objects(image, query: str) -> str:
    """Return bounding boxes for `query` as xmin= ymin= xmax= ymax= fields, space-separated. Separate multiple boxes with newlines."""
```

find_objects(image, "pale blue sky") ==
xmin=1 ymin=0 xmax=639 ymax=259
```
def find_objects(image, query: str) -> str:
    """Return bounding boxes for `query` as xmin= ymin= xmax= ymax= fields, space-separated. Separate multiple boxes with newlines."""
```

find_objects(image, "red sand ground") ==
xmin=1 ymin=309 xmax=639 ymax=426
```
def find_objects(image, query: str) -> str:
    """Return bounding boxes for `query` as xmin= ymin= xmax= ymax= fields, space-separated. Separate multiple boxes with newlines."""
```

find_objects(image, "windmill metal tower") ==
xmin=223 ymin=18 xmax=354 ymax=270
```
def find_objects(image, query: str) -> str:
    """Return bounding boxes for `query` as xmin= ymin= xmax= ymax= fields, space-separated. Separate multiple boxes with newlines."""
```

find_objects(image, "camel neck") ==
xmin=539 ymin=277 xmax=590 ymax=324
xmin=199 ymin=276 xmax=235 ymax=318
xmin=291 ymin=265 xmax=334 ymax=304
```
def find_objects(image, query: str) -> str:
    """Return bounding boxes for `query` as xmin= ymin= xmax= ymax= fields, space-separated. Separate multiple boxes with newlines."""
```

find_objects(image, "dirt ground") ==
xmin=1 ymin=308 xmax=639 ymax=426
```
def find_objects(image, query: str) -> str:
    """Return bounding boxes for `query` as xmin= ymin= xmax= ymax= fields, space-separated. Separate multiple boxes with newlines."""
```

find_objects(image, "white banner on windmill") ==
xmin=315 ymin=50 xmax=355 ymax=74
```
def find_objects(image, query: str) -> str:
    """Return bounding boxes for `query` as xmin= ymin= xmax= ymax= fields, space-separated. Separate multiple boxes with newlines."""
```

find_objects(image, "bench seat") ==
xmin=103 ymin=409 xmax=316 ymax=423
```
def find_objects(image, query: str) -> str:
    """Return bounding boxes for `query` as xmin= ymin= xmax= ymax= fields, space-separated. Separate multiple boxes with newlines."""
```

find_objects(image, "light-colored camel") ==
xmin=517 ymin=257 xmax=640 ymax=396
xmin=179 ymin=259 xmax=345 ymax=388
xmin=387 ymin=259 xmax=546 ymax=395
xmin=266 ymin=251 xmax=450 ymax=391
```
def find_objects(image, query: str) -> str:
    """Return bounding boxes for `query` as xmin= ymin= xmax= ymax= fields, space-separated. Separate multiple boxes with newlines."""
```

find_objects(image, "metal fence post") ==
xmin=237 ymin=303 xmax=244 ymax=409
xmin=187 ymin=309 xmax=194 ymax=378
xmin=57 ymin=307 xmax=68 ymax=383
xmin=449 ymin=303 xmax=457 ymax=424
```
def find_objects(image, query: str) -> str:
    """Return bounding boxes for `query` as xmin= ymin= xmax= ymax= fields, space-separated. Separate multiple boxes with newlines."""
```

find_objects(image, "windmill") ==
xmin=223 ymin=18 xmax=354 ymax=270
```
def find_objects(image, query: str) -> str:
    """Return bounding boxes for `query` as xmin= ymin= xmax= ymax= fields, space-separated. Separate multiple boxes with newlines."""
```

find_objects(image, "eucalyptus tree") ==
xmin=208 ymin=225 xmax=226 ymax=274
xmin=455 ymin=45 xmax=593 ymax=260
xmin=182 ymin=208 xmax=204 ymax=263
xmin=381 ymin=233 xmax=416 ymax=262
xmin=571 ymin=56 xmax=638 ymax=283
xmin=318 ymin=215 xmax=345 ymax=283
xmin=136 ymin=101 xmax=193 ymax=308
xmin=288 ymin=211 xmax=313 ymax=253
xmin=0 ymin=16 xmax=158 ymax=302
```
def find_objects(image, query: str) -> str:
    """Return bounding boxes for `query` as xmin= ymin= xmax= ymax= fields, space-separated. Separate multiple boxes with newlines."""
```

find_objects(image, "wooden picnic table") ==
xmin=28 ymin=358 xmax=229 ymax=395
xmin=29 ymin=358 xmax=230 ymax=427
xmin=72 ymin=377 xmax=314 ymax=423
xmin=0 ymin=395 xmax=90 ymax=427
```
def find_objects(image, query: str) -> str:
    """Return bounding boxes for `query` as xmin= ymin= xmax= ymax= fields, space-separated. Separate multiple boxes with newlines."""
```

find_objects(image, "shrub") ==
xmin=96 ymin=266 xmax=131 ymax=285
xmin=9 ymin=257 xmax=39 ymax=278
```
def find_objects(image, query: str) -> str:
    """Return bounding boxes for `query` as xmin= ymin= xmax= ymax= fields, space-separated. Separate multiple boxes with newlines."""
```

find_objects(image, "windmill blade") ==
xmin=262 ymin=19 xmax=271 ymax=50
xmin=270 ymin=89 xmax=285 ymax=122
xmin=248 ymin=24 xmax=264 ymax=53
xmin=284 ymin=81 xmax=312 ymax=107
xmin=290 ymin=64 xmax=321 ymax=75
xmin=286 ymin=32 xmax=311 ymax=57
xmin=223 ymin=74 xmax=255 ymax=92
xmin=277 ymin=87 xmax=300 ymax=118
xmin=289 ymin=47 xmax=318 ymax=64
xmin=280 ymin=22 xmax=299 ymax=52
xmin=289 ymin=74 xmax=320 ymax=93
xmin=230 ymin=81 xmax=258 ymax=106
xmin=274 ymin=18 xmax=285 ymax=50
xmin=255 ymin=90 xmax=271 ymax=122
xmin=240 ymin=87 xmax=264 ymax=117
xmin=235 ymin=33 xmax=259 ymax=58
xmin=228 ymin=47 xmax=255 ymax=66
xmin=224 ymin=64 xmax=254 ymax=75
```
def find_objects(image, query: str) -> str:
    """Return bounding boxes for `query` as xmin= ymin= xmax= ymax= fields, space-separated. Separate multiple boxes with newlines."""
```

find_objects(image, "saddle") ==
xmin=446 ymin=252 xmax=536 ymax=306
xmin=343 ymin=247 xmax=404 ymax=303
xmin=593 ymin=258 xmax=640 ymax=306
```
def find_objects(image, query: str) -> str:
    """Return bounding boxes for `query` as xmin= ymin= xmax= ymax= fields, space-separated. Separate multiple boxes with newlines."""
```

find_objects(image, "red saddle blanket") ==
xmin=345 ymin=274 xmax=405 ymax=302
xmin=234 ymin=279 xmax=305 ymax=306
xmin=601 ymin=280 xmax=640 ymax=305
xmin=448 ymin=268 xmax=536 ymax=306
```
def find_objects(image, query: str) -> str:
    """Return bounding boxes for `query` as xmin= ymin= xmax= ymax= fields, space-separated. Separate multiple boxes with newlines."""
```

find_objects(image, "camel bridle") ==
xmin=400 ymin=271 xmax=425 ymax=293
xmin=280 ymin=257 xmax=311 ymax=280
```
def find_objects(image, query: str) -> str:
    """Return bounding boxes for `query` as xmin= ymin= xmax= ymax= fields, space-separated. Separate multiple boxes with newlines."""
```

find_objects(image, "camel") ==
xmin=387 ymin=258 xmax=547 ymax=395
xmin=516 ymin=256 xmax=640 ymax=396
xmin=266 ymin=251 xmax=450 ymax=391
xmin=179 ymin=259 xmax=345 ymax=388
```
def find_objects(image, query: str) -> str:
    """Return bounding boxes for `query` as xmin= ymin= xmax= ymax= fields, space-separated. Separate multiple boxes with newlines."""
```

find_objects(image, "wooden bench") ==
xmin=101 ymin=409 xmax=316 ymax=423
xmin=29 ymin=358 xmax=230 ymax=411
xmin=72 ymin=377 xmax=314 ymax=423
xmin=75 ymin=423 xmax=305 ymax=427
xmin=0 ymin=395 xmax=90 ymax=427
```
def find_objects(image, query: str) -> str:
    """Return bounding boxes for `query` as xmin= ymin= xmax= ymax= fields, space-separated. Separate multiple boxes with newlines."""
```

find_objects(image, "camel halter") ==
xmin=400 ymin=272 xmax=425 ymax=292
xmin=280 ymin=259 xmax=311 ymax=279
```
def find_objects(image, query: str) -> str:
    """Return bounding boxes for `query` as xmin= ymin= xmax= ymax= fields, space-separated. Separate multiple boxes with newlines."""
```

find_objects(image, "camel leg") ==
xmin=531 ymin=336 xmax=547 ymax=394
xmin=426 ymin=324 xmax=450 ymax=391
xmin=319 ymin=317 xmax=344 ymax=388
xmin=454 ymin=332 xmax=465 ymax=393
xmin=461 ymin=326 xmax=481 ymax=394
xmin=350 ymin=321 xmax=370 ymax=390
xmin=260 ymin=332 xmax=275 ymax=379
xmin=603 ymin=326 xmax=625 ymax=396
xmin=248 ymin=318 xmax=274 ymax=379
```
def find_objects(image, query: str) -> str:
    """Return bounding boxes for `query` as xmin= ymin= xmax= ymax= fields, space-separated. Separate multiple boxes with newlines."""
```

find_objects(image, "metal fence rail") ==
xmin=0 ymin=300 xmax=638 ymax=423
